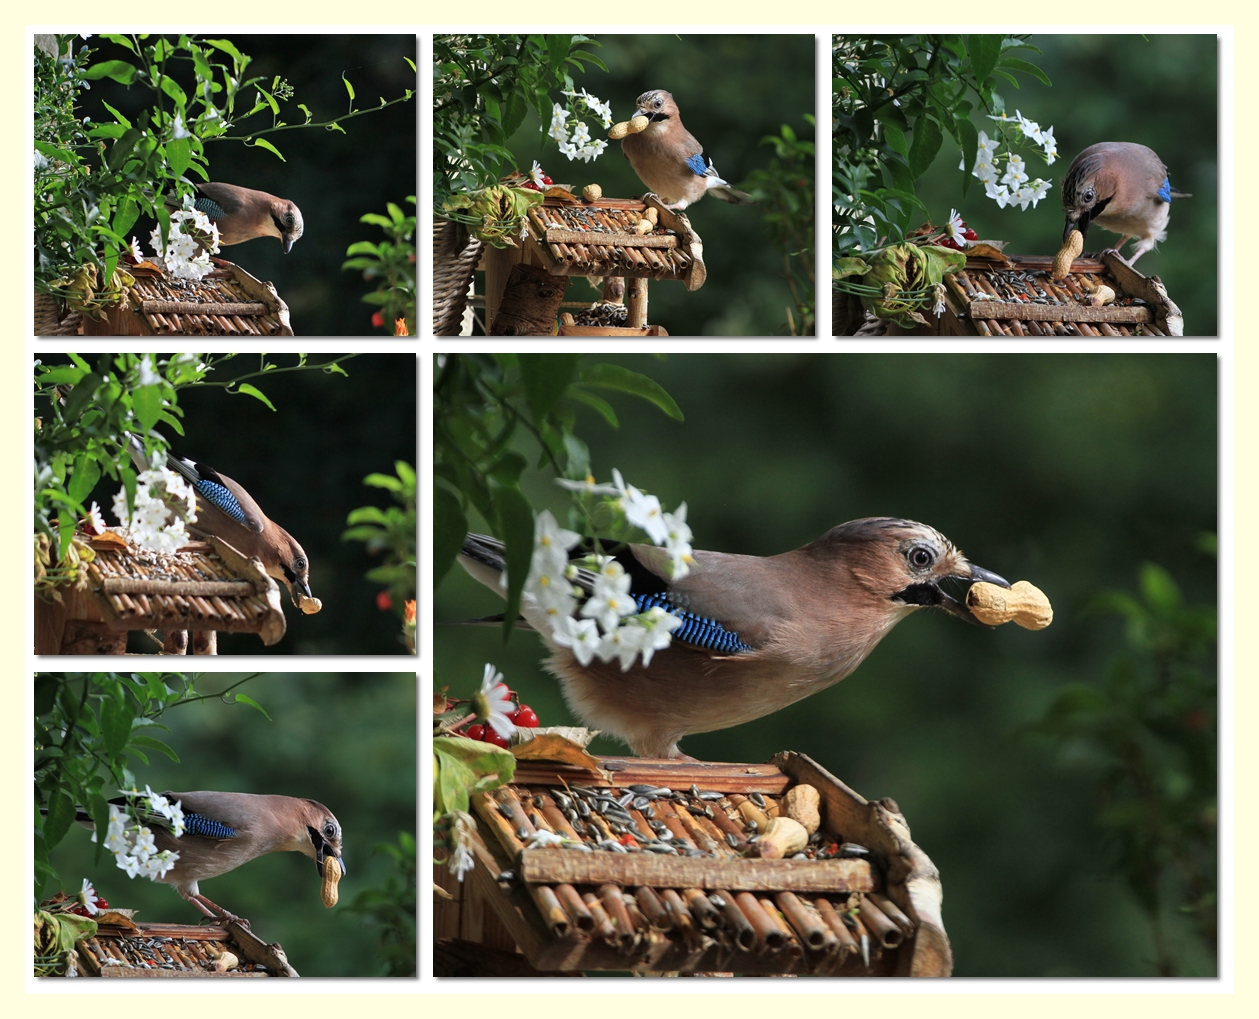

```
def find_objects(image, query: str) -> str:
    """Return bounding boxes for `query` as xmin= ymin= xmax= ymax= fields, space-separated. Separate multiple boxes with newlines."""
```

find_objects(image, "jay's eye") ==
xmin=1083 ymin=188 xmax=1095 ymax=203
xmin=293 ymin=556 xmax=307 ymax=571
xmin=909 ymin=547 xmax=934 ymax=569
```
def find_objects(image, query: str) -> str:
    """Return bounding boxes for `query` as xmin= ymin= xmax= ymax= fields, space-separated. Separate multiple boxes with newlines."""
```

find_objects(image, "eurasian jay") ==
xmin=1061 ymin=142 xmax=1190 ymax=265
xmin=73 ymin=791 xmax=344 ymax=923
xmin=164 ymin=183 xmax=304 ymax=253
xmin=620 ymin=89 xmax=755 ymax=210
xmin=127 ymin=435 xmax=314 ymax=608
xmin=458 ymin=517 xmax=1011 ymax=759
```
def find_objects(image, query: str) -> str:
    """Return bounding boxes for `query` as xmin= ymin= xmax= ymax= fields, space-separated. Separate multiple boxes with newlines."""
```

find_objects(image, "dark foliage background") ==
xmin=906 ymin=34 xmax=1218 ymax=335
xmin=74 ymin=33 xmax=416 ymax=336
xmin=39 ymin=352 xmax=416 ymax=654
xmin=450 ymin=33 xmax=815 ymax=335
xmin=433 ymin=352 xmax=1217 ymax=976
xmin=44 ymin=672 xmax=416 ymax=978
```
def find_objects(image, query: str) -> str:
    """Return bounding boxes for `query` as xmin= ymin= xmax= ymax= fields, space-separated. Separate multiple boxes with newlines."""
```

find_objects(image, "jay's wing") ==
xmin=165 ymin=452 xmax=267 ymax=533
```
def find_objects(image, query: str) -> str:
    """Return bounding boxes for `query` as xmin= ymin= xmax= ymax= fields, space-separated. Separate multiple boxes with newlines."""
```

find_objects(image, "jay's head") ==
xmin=634 ymin=89 xmax=680 ymax=128
xmin=273 ymin=199 xmax=304 ymax=254
xmin=1060 ymin=150 xmax=1112 ymax=241
xmin=813 ymin=517 xmax=1010 ymax=625
xmin=272 ymin=526 xmax=313 ymax=606
xmin=301 ymin=800 xmax=346 ymax=878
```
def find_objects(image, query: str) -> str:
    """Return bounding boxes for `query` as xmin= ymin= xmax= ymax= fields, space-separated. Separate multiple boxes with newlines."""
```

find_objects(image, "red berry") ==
xmin=465 ymin=724 xmax=486 ymax=741
xmin=522 ymin=181 xmax=540 ymax=191
xmin=371 ymin=311 xmax=384 ymax=328
xmin=483 ymin=729 xmax=511 ymax=749
xmin=513 ymin=705 xmax=540 ymax=727
xmin=962 ymin=228 xmax=978 ymax=241
xmin=376 ymin=590 xmax=393 ymax=611
xmin=542 ymin=175 xmax=553 ymax=185
xmin=96 ymin=898 xmax=109 ymax=909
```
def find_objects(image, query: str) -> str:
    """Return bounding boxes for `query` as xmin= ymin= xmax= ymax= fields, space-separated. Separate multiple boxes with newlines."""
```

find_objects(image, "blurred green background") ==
xmin=880 ymin=34 xmax=1218 ymax=335
xmin=74 ymin=34 xmax=416 ymax=336
xmin=433 ymin=352 xmax=1217 ymax=977
xmin=38 ymin=352 xmax=416 ymax=654
xmin=44 ymin=673 xmax=416 ymax=978
xmin=452 ymin=33 xmax=816 ymax=335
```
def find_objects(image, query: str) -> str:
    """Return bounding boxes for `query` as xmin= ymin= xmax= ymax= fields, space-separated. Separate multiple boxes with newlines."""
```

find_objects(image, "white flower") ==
xmin=85 ymin=501 xmax=105 ymax=534
xmin=933 ymin=283 xmax=946 ymax=317
xmin=533 ymin=509 xmax=580 ymax=568
xmin=581 ymin=560 xmax=636 ymax=632
xmin=117 ymin=854 xmax=143 ymax=879
xmin=475 ymin=663 xmax=516 ymax=739
xmin=1015 ymin=111 xmax=1043 ymax=145
xmin=558 ymin=139 xmax=579 ymax=160
xmin=612 ymin=470 xmax=668 ymax=544
xmin=596 ymin=623 xmax=646 ymax=671
xmin=579 ymin=139 xmax=607 ymax=162
xmin=171 ymin=112 xmax=191 ymax=140
xmin=551 ymin=615 xmax=601 ymax=666
xmin=625 ymin=607 xmax=681 ymax=667
xmin=661 ymin=503 xmax=694 ymax=579
xmin=548 ymin=103 xmax=570 ymax=142
xmin=984 ymin=182 xmax=1011 ymax=208
xmin=127 ymin=236 xmax=144 ymax=261
xmin=146 ymin=851 xmax=179 ymax=879
xmin=976 ymin=131 xmax=999 ymax=160
xmin=449 ymin=841 xmax=475 ymax=882
xmin=525 ymin=829 xmax=567 ymax=848
xmin=133 ymin=826 xmax=158 ymax=857
xmin=555 ymin=475 xmax=620 ymax=497
xmin=571 ymin=122 xmax=592 ymax=148
xmin=79 ymin=879 xmax=100 ymax=916
xmin=946 ymin=209 xmax=966 ymax=245
xmin=1039 ymin=126 xmax=1058 ymax=165
xmin=528 ymin=160 xmax=547 ymax=188
xmin=34 ymin=150 xmax=50 ymax=171
xmin=1000 ymin=153 xmax=1029 ymax=187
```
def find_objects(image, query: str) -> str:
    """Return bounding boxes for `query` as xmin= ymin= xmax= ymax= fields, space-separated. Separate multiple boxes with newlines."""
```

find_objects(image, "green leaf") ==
xmin=67 ymin=454 xmax=101 ymax=505
xmin=343 ymin=74 xmax=356 ymax=102
xmin=83 ymin=60 xmax=137 ymax=84
xmin=100 ymin=692 xmax=134 ymax=759
xmin=204 ymin=38 xmax=245 ymax=65
xmin=566 ymin=386 xmax=619 ymax=428
xmin=968 ymin=34 xmax=1004 ymax=86
xmin=166 ymin=136 xmax=192 ymax=179
xmin=519 ymin=354 xmax=581 ymax=422
xmin=235 ymin=383 xmax=276 ymax=410
xmin=494 ymin=486 xmax=534 ymax=636
xmin=577 ymin=363 xmax=684 ymax=421
xmin=230 ymin=693 xmax=272 ymax=720
xmin=998 ymin=57 xmax=1051 ymax=87
xmin=128 ymin=734 xmax=180 ymax=762
xmin=132 ymin=382 xmax=161 ymax=432
xmin=434 ymin=736 xmax=515 ymax=815
xmin=1140 ymin=563 xmax=1183 ymax=613
xmin=434 ymin=487 xmax=467 ymax=584
xmin=907 ymin=115 xmax=943 ymax=179
xmin=43 ymin=790 xmax=77 ymax=851
xmin=251 ymin=138 xmax=286 ymax=161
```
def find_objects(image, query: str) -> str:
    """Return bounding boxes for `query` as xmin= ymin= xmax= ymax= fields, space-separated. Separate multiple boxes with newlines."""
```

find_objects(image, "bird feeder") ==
xmin=54 ymin=911 xmax=297 ymax=977
xmin=439 ymin=194 xmax=706 ymax=336
xmin=41 ymin=259 xmax=293 ymax=336
xmin=433 ymin=750 xmax=951 ymax=977
xmin=836 ymin=248 xmax=1183 ymax=337
xmin=34 ymin=531 xmax=288 ymax=654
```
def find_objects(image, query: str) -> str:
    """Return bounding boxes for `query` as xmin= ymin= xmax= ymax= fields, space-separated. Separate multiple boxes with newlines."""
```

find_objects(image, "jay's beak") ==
xmin=310 ymin=825 xmax=347 ymax=878
xmin=894 ymin=563 xmax=1011 ymax=626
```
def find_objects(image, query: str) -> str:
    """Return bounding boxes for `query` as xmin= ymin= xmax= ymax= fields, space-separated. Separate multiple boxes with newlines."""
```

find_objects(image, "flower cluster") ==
xmin=965 ymin=110 xmax=1057 ymax=212
xmin=110 ymin=455 xmax=198 ymax=554
xmin=147 ymin=194 xmax=220 ymax=280
xmin=447 ymin=811 xmax=476 ymax=883
xmin=95 ymin=787 xmax=184 ymax=881
xmin=547 ymin=88 xmax=612 ymax=163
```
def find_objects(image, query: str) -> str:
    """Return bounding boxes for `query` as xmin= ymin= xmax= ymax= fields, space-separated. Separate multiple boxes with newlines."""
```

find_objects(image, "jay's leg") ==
xmin=184 ymin=891 xmax=251 ymax=929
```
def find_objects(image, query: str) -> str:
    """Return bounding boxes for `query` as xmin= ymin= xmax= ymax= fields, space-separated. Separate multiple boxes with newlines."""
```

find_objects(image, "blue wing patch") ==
xmin=1157 ymin=176 xmax=1173 ymax=203
xmin=183 ymin=813 xmax=238 ymax=839
xmin=685 ymin=152 xmax=709 ymax=177
xmin=633 ymin=592 xmax=752 ymax=654
xmin=195 ymin=478 xmax=248 ymax=525
xmin=194 ymin=197 xmax=227 ymax=221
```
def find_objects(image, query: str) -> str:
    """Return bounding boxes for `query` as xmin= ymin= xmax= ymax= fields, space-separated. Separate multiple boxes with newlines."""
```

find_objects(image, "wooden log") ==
xmin=712 ymin=889 xmax=756 ymax=950
xmin=489 ymin=262 xmax=567 ymax=335
xmin=776 ymin=891 xmax=832 ymax=951
xmin=635 ymin=886 xmax=673 ymax=930
xmin=545 ymin=228 xmax=679 ymax=249
xmin=735 ymin=892 xmax=785 ymax=953
xmin=102 ymin=578 xmax=255 ymax=597
xmin=966 ymin=299 xmax=1151 ymax=323
xmin=626 ymin=277 xmax=648 ymax=328
xmin=554 ymin=883 xmax=595 ymax=932
xmin=859 ymin=893 xmax=905 ymax=948
xmin=597 ymin=884 xmax=637 ymax=950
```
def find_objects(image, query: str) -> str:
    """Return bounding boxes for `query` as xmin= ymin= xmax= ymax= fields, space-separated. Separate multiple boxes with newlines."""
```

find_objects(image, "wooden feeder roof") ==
xmin=940 ymin=249 xmax=1183 ymax=336
xmin=525 ymin=195 xmax=706 ymax=292
xmin=35 ymin=532 xmax=287 ymax=654
xmin=81 ymin=260 xmax=293 ymax=336
xmin=437 ymin=751 xmax=950 ymax=977
xmin=67 ymin=914 xmax=296 ymax=977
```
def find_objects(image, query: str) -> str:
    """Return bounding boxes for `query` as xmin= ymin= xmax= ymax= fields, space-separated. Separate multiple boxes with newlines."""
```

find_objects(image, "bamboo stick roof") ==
xmin=63 ymin=532 xmax=286 ymax=646
xmin=81 ymin=260 xmax=292 ymax=336
xmin=438 ymin=751 xmax=950 ymax=976
xmin=524 ymin=195 xmax=706 ymax=292
xmin=940 ymin=249 xmax=1183 ymax=336
xmin=67 ymin=915 xmax=295 ymax=977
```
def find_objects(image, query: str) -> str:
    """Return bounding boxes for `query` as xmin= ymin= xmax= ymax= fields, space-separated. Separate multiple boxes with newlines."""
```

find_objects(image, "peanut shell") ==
xmin=321 ymin=855 xmax=342 ymax=908
xmin=782 ymin=784 xmax=821 ymax=834
xmin=582 ymin=183 xmax=602 ymax=202
xmin=753 ymin=816 xmax=809 ymax=860
xmin=1052 ymin=229 xmax=1084 ymax=280
xmin=966 ymin=580 xmax=1053 ymax=630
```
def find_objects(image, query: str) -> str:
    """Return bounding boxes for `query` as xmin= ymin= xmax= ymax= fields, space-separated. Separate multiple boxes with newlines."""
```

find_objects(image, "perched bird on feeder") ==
xmin=127 ymin=434 xmax=315 ymax=610
xmin=458 ymin=517 xmax=1011 ymax=759
xmin=69 ymin=790 xmax=344 ymax=923
xmin=1061 ymin=142 xmax=1190 ymax=265
xmin=164 ymin=182 xmax=304 ymax=253
xmin=620 ymin=89 xmax=755 ymax=210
